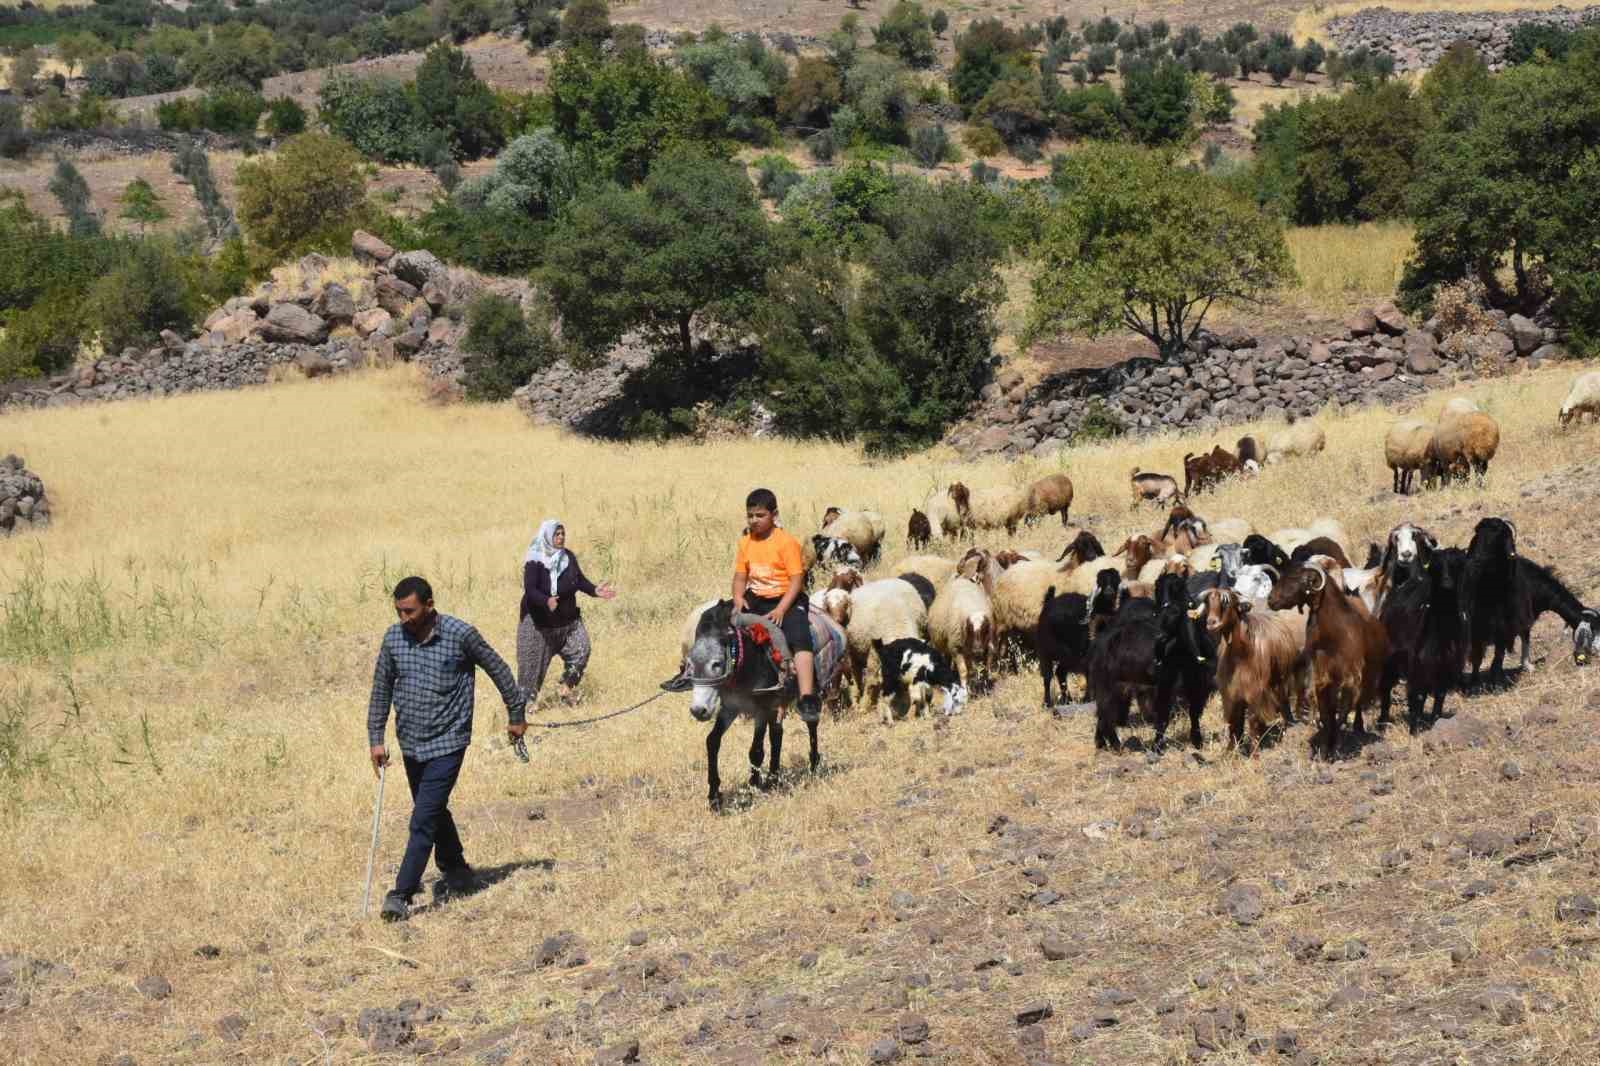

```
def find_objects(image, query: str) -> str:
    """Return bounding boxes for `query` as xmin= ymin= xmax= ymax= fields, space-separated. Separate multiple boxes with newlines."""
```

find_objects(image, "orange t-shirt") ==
xmin=735 ymin=529 xmax=804 ymax=599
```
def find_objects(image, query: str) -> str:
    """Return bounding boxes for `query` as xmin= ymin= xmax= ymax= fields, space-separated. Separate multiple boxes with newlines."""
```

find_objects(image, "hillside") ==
xmin=2 ymin=366 xmax=1600 ymax=1063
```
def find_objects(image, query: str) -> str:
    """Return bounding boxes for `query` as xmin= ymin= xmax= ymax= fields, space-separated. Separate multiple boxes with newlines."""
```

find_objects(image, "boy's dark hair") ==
xmin=393 ymin=575 xmax=434 ymax=603
xmin=745 ymin=488 xmax=778 ymax=512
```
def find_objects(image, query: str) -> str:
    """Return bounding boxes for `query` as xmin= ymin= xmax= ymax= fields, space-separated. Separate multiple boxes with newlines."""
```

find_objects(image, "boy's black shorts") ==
xmin=743 ymin=593 xmax=814 ymax=654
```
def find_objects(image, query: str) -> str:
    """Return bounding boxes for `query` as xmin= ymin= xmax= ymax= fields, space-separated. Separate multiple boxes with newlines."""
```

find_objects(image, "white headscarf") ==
xmin=524 ymin=518 xmax=569 ymax=581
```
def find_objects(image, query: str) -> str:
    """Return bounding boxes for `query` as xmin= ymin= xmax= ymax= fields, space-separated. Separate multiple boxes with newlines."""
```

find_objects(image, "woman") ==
xmin=519 ymin=519 xmax=616 ymax=707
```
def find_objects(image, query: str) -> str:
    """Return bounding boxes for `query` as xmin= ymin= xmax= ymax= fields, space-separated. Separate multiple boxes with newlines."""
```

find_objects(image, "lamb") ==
xmin=967 ymin=486 xmax=1031 ymax=536
xmin=1130 ymin=468 xmax=1182 ymax=508
xmin=927 ymin=573 xmax=995 ymax=693
xmin=1559 ymin=371 xmax=1600 ymax=427
xmin=1424 ymin=411 xmax=1500 ymax=488
xmin=1024 ymin=473 xmax=1074 ymax=527
xmin=1265 ymin=420 xmax=1326 ymax=464
xmin=821 ymin=509 xmax=886 ymax=565
xmin=1462 ymin=517 xmax=1529 ymax=688
xmin=1384 ymin=418 xmax=1432 ymax=495
xmin=872 ymin=637 xmax=968 ymax=720
xmin=906 ymin=509 xmax=932 ymax=551
xmin=1236 ymin=436 xmax=1262 ymax=467
xmin=1190 ymin=587 xmax=1308 ymax=750
xmin=828 ymin=567 xmax=865 ymax=593
xmin=892 ymin=554 xmax=957 ymax=589
xmin=1268 ymin=563 xmax=1389 ymax=758
xmin=1379 ymin=541 xmax=1468 ymax=732
xmin=1037 ymin=586 xmax=1092 ymax=706
xmin=824 ymin=578 xmax=929 ymax=718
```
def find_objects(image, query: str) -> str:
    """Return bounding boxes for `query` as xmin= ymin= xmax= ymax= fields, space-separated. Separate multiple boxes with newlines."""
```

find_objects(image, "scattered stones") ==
xmin=593 ymin=1037 xmax=641 ymax=1064
xmin=1039 ymin=935 xmax=1072 ymax=961
xmin=1500 ymin=760 xmax=1523 ymax=781
xmin=351 ymin=230 xmax=396 ymax=264
xmin=215 ymin=1014 xmax=248 ymax=1043
xmin=867 ymin=1037 xmax=902 ymax=1063
xmin=1015 ymin=1000 xmax=1054 ymax=1025
xmin=1473 ymin=986 xmax=1526 ymax=1026
xmin=1424 ymin=715 xmax=1494 ymax=751
xmin=1191 ymin=1005 xmax=1246 ymax=1051
xmin=1326 ymin=984 xmax=1370 ymax=1011
xmin=895 ymin=1014 xmax=929 ymax=1044
xmin=1221 ymin=883 xmax=1265 ymax=926
xmin=1327 ymin=6 xmax=1600 ymax=73
xmin=1461 ymin=879 xmax=1497 ymax=900
xmin=1465 ymin=829 xmax=1510 ymax=857
xmin=1556 ymin=894 xmax=1599 ymax=923
xmin=194 ymin=945 xmax=221 ymax=959
xmin=626 ymin=930 xmax=649 ymax=948
xmin=135 ymin=974 xmax=171 ymax=1000
xmin=0 ymin=455 xmax=51 ymax=535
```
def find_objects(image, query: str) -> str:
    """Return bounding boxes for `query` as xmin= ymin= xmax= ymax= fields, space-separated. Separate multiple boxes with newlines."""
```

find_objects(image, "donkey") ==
xmin=676 ymin=600 xmax=845 ymax=811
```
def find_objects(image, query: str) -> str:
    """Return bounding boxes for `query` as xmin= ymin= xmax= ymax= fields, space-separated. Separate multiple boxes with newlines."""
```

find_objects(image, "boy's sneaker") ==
xmin=797 ymin=695 xmax=822 ymax=724
xmin=379 ymin=891 xmax=410 ymax=923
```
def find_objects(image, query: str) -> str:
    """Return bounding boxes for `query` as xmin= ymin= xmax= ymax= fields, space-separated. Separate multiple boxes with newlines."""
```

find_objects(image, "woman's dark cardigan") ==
xmin=521 ymin=553 xmax=598 ymax=628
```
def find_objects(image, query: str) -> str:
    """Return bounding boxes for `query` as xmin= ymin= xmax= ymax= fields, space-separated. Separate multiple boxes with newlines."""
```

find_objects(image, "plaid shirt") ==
xmin=367 ymin=613 xmax=526 ymax=760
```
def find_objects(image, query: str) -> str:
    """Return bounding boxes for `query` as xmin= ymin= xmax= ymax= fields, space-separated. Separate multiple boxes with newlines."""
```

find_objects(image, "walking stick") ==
xmin=362 ymin=763 xmax=386 ymax=917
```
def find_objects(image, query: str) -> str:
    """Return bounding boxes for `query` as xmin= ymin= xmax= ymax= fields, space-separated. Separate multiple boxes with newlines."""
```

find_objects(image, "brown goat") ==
xmin=956 ymin=546 xmax=996 ymax=598
xmin=1183 ymin=446 xmax=1242 ymax=496
xmin=1158 ymin=504 xmax=1200 ymax=544
xmin=1268 ymin=564 xmax=1390 ymax=759
xmin=1113 ymin=535 xmax=1157 ymax=579
xmin=1168 ymin=520 xmax=1212 ymax=556
xmin=1130 ymin=468 xmax=1182 ymax=508
xmin=947 ymin=482 xmax=972 ymax=522
xmin=1288 ymin=536 xmax=1351 ymax=569
xmin=907 ymin=509 xmax=931 ymax=551
xmin=1191 ymin=588 xmax=1307 ymax=750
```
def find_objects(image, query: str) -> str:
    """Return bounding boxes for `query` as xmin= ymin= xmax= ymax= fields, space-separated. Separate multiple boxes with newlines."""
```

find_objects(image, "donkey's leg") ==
xmin=767 ymin=714 xmax=785 ymax=786
xmin=705 ymin=715 xmax=730 ymax=811
xmin=806 ymin=719 xmax=820 ymax=773
xmin=748 ymin=717 xmax=768 ymax=790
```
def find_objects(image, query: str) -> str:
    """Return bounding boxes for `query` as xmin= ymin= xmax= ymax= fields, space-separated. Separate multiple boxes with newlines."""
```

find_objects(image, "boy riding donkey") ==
xmin=664 ymin=488 xmax=821 ymax=724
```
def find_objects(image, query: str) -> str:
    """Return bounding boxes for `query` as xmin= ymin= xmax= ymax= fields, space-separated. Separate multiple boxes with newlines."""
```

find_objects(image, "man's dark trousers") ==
xmin=395 ymin=748 xmax=467 ymax=899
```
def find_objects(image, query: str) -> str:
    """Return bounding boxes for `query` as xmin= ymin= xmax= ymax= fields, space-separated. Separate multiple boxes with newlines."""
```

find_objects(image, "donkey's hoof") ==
xmin=708 ymin=792 xmax=723 ymax=812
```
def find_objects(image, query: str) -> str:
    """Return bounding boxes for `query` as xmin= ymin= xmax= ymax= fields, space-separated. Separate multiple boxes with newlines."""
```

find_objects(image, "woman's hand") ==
xmin=547 ymin=596 xmax=558 ymax=612
xmin=598 ymin=582 xmax=617 ymax=601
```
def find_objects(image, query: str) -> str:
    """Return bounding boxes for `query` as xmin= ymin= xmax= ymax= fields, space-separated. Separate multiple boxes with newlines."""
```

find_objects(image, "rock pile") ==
xmin=946 ymin=302 xmax=1567 ymax=458
xmin=0 ymin=233 xmax=470 ymax=413
xmin=0 ymin=454 xmax=50 ymax=535
xmin=1325 ymin=5 xmax=1600 ymax=72
xmin=512 ymin=343 xmax=654 ymax=431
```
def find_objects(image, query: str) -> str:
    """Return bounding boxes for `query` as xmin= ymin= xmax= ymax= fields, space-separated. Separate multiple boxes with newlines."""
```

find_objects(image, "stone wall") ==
xmin=945 ymin=303 xmax=1566 ymax=458
xmin=0 ymin=454 xmax=49 ymax=535
xmin=1326 ymin=5 xmax=1600 ymax=73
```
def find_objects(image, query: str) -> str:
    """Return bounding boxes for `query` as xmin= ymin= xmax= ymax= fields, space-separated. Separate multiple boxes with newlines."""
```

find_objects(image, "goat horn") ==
xmin=1308 ymin=568 xmax=1326 ymax=592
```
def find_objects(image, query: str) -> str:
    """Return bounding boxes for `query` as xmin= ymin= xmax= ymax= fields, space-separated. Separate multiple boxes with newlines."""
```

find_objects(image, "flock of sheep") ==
xmin=721 ymin=375 xmax=1600 ymax=758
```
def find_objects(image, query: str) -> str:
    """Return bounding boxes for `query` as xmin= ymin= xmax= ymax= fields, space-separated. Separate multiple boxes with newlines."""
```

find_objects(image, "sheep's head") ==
xmin=947 ymin=482 xmax=971 ymax=516
xmin=1267 ymin=564 xmax=1323 ymax=613
xmin=1573 ymin=610 xmax=1599 ymax=665
xmin=957 ymin=546 xmax=992 ymax=584
xmin=828 ymin=567 xmax=863 ymax=593
xmin=993 ymin=549 xmax=1027 ymax=570
xmin=812 ymin=535 xmax=863 ymax=569
xmin=821 ymin=588 xmax=852 ymax=627
xmin=821 ymin=506 xmax=843 ymax=528
xmin=1057 ymin=530 xmax=1105 ymax=566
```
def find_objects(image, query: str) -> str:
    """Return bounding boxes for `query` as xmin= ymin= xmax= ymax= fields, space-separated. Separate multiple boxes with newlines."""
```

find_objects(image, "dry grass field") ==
xmin=4 ymin=363 xmax=1600 ymax=1064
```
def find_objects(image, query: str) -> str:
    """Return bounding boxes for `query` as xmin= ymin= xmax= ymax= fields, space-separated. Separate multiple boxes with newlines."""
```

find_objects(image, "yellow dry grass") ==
xmin=1283 ymin=221 xmax=1416 ymax=315
xmin=1294 ymin=0 xmax=1581 ymax=44
xmin=3 ymin=365 xmax=1600 ymax=1062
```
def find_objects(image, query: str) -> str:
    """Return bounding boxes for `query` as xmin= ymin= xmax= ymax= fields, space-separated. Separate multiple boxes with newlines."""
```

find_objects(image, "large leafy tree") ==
xmin=548 ymin=45 xmax=729 ymax=184
xmin=414 ymin=42 xmax=506 ymax=161
xmin=235 ymin=132 xmax=366 ymax=264
xmin=1029 ymin=145 xmax=1295 ymax=361
xmin=873 ymin=0 xmax=937 ymax=68
xmin=1292 ymin=78 xmax=1425 ymax=223
xmin=542 ymin=153 xmax=774 ymax=362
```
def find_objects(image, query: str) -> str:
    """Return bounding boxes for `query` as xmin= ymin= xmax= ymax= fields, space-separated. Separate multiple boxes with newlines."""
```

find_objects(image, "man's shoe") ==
xmin=379 ymin=891 xmax=409 ymax=923
xmin=797 ymin=695 xmax=822 ymax=724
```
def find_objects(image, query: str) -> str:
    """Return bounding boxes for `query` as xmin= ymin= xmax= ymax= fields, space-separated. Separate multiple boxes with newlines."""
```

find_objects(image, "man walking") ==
xmin=367 ymin=575 xmax=527 ymax=922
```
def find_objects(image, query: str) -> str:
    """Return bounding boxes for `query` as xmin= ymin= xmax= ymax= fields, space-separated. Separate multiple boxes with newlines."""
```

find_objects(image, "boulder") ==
xmin=1507 ymin=313 xmax=1542 ymax=354
xmin=260 ymin=304 xmax=329 ymax=344
xmin=351 ymin=230 xmax=395 ymax=264
xmin=1345 ymin=309 xmax=1378 ymax=337
xmin=1530 ymin=343 xmax=1568 ymax=364
xmin=390 ymin=250 xmax=449 ymax=292
xmin=1403 ymin=330 xmax=1441 ymax=374
xmin=1372 ymin=302 xmax=1410 ymax=335
xmin=973 ymin=426 xmax=1014 ymax=455
xmin=353 ymin=308 xmax=394 ymax=338
xmin=376 ymin=275 xmax=419 ymax=316
xmin=394 ymin=329 xmax=427 ymax=357
xmin=421 ymin=281 xmax=448 ymax=312
xmin=1463 ymin=331 xmax=1515 ymax=363
xmin=314 ymin=283 xmax=356 ymax=323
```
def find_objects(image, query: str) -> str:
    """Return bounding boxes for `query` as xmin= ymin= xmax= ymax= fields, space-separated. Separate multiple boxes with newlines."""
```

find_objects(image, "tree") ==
xmin=56 ymin=33 xmax=107 ymax=78
xmin=1120 ymin=60 xmax=1194 ymax=145
xmin=910 ymin=123 xmax=950 ymax=167
xmin=873 ymin=0 xmax=937 ymax=68
xmin=950 ymin=17 xmax=1029 ymax=112
xmin=561 ymin=0 xmax=612 ymax=47
xmin=1029 ymin=145 xmax=1295 ymax=360
xmin=1293 ymin=78 xmax=1424 ymax=223
xmin=971 ymin=74 xmax=1048 ymax=147
xmin=1264 ymin=47 xmax=1295 ymax=85
xmin=172 ymin=139 xmax=238 ymax=244
xmin=1296 ymin=40 xmax=1327 ymax=79
xmin=190 ymin=24 xmax=276 ymax=90
xmin=1086 ymin=44 xmax=1114 ymax=82
xmin=86 ymin=240 xmax=205 ymax=353
xmin=118 ymin=178 xmax=168 ymax=235
xmin=48 ymin=156 xmax=100 ymax=238
xmin=9 ymin=48 xmax=41 ymax=96
xmin=317 ymin=74 xmax=426 ymax=162
xmin=548 ymin=45 xmax=729 ymax=184
xmin=460 ymin=293 xmax=559 ymax=401
xmin=931 ymin=9 xmax=949 ymax=37
xmin=266 ymin=97 xmax=307 ymax=136
xmin=235 ymin=132 xmax=366 ymax=264
xmin=542 ymin=153 xmax=774 ymax=362
xmin=414 ymin=42 xmax=506 ymax=160
xmin=777 ymin=56 xmax=843 ymax=128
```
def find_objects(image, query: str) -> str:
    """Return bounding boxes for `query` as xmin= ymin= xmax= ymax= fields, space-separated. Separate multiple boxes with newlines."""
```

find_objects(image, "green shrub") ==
xmin=961 ymin=123 xmax=1005 ymax=158
xmin=873 ymin=0 xmax=937 ymax=68
xmin=158 ymin=89 xmax=266 ymax=135
xmin=85 ymin=240 xmax=206 ymax=354
xmin=460 ymin=293 xmax=559 ymax=401
xmin=265 ymin=97 xmax=307 ymax=136
xmin=910 ymin=123 xmax=950 ymax=167
xmin=0 ymin=290 xmax=86 ymax=379
xmin=754 ymin=153 xmax=801 ymax=201
xmin=235 ymin=132 xmax=366 ymax=266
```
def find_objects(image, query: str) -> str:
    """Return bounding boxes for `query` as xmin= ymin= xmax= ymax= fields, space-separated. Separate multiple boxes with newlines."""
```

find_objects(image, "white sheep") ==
xmin=1207 ymin=517 xmax=1255 ymax=545
xmin=891 ymin=554 xmax=957 ymax=588
xmin=927 ymin=575 xmax=995 ymax=691
xmin=1265 ymin=421 xmax=1327 ymax=464
xmin=1268 ymin=518 xmax=1348 ymax=559
xmin=821 ymin=509 xmax=886 ymax=565
xmin=1384 ymin=418 xmax=1432 ymax=495
xmin=1560 ymin=371 xmax=1600 ymax=427
xmin=1425 ymin=410 xmax=1500 ymax=487
xmin=1440 ymin=396 xmax=1482 ymax=419
xmin=822 ymin=579 xmax=928 ymax=720
xmin=966 ymin=486 xmax=1031 ymax=536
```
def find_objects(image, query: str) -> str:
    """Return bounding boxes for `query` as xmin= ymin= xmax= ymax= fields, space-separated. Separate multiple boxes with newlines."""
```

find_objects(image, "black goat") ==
xmin=1361 ymin=543 xmax=1382 ymax=569
xmin=1380 ymin=543 xmax=1468 ymax=732
xmin=1038 ymin=587 xmax=1092 ymax=707
xmin=896 ymin=572 xmax=937 ymax=611
xmin=1241 ymin=534 xmax=1290 ymax=572
xmin=1511 ymin=557 xmax=1600 ymax=669
xmin=1463 ymin=517 xmax=1529 ymax=688
xmin=1087 ymin=574 xmax=1211 ymax=751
